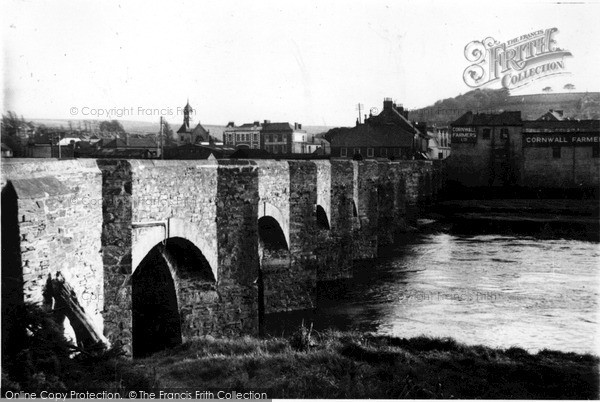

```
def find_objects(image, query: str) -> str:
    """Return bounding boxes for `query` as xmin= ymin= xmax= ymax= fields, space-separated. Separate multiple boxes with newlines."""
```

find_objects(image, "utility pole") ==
xmin=356 ymin=103 xmax=364 ymax=124
xmin=159 ymin=116 xmax=164 ymax=159
xmin=56 ymin=133 xmax=62 ymax=159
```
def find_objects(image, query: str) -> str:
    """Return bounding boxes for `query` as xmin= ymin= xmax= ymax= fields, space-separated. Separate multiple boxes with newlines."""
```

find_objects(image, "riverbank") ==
xmin=4 ymin=326 xmax=598 ymax=399
xmin=427 ymin=198 xmax=600 ymax=241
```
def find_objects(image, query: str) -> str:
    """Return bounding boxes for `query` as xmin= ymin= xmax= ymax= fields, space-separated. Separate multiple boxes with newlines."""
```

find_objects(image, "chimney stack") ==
xmin=383 ymin=97 xmax=393 ymax=111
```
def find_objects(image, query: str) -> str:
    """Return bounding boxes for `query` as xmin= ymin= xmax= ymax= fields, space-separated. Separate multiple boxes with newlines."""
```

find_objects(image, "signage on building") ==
xmin=451 ymin=127 xmax=477 ymax=144
xmin=523 ymin=132 xmax=600 ymax=147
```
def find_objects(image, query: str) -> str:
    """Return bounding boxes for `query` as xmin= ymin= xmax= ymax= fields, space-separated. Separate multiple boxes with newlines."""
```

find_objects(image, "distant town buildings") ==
xmin=329 ymin=98 xmax=424 ymax=159
xmin=426 ymin=126 xmax=451 ymax=160
xmin=175 ymin=100 xmax=214 ymax=145
xmin=1 ymin=143 xmax=13 ymax=158
xmin=224 ymin=121 xmax=262 ymax=149
xmin=223 ymin=120 xmax=322 ymax=155
xmin=448 ymin=110 xmax=600 ymax=190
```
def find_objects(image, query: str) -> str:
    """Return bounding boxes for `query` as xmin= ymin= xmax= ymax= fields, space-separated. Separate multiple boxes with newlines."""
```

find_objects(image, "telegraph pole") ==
xmin=356 ymin=103 xmax=364 ymax=124
xmin=159 ymin=116 xmax=164 ymax=159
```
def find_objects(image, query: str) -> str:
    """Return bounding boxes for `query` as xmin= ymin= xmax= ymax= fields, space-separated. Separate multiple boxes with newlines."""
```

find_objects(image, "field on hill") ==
xmin=408 ymin=89 xmax=600 ymax=125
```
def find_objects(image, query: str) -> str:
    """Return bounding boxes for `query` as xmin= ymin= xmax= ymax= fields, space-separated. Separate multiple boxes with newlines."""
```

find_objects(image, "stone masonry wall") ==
xmin=286 ymin=161 xmax=318 ymax=309
xmin=97 ymin=159 xmax=133 ymax=352
xmin=353 ymin=160 xmax=379 ymax=259
xmin=315 ymin=160 xmax=354 ymax=281
xmin=2 ymin=158 xmax=446 ymax=352
xmin=215 ymin=160 xmax=260 ymax=335
xmin=1 ymin=159 xmax=104 ymax=342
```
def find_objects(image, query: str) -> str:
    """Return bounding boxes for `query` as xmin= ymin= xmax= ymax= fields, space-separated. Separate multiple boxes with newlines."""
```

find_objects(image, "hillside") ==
xmin=408 ymin=89 xmax=600 ymax=125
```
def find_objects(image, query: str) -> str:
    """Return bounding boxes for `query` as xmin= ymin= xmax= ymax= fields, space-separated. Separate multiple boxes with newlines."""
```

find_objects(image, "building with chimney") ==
xmin=223 ymin=120 xmax=313 ymax=154
xmin=100 ymin=134 xmax=160 ymax=158
xmin=223 ymin=121 xmax=262 ymax=149
xmin=261 ymin=121 xmax=308 ymax=154
xmin=330 ymin=98 xmax=421 ymax=159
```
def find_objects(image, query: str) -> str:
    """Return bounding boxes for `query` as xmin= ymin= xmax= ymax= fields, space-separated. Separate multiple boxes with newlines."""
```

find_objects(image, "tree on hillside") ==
xmin=99 ymin=120 xmax=125 ymax=133
xmin=162 ymin=120 xmax=173 ymax=138
xmin=564 ymin=83 xmax=575 ymax=91
xmin=542 ymin=86 xmax=553 ymax=93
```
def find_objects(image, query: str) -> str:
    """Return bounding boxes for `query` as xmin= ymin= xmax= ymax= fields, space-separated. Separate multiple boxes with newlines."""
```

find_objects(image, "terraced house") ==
xmin=330 ymin=98 xmax=423 ymax=159
xmin=223 ymin=121 xmax=262 ymax=149
xmin=223 ymin=120 xmax=311 ymax=154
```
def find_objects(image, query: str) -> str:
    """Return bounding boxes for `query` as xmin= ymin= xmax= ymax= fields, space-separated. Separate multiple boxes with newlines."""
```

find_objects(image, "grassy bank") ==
xmin=3 ymin=319 xmax=598 ymax=399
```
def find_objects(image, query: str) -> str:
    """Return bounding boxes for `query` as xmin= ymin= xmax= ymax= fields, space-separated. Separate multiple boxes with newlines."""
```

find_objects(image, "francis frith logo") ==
xmin=463 ymin=28 xmax=572 ymax=90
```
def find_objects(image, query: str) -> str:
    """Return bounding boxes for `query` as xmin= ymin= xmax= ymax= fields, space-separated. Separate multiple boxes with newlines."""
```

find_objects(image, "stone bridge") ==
xmin=1 ymin=158 xmax=444 ymax=357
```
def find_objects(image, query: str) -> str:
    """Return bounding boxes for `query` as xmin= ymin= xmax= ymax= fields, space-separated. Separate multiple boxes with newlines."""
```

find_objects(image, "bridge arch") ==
xmin=257 ymin=202 xmax=289 ymax=248
xmin=132 ymin=218 xmax=217 ymax=281
xmin=131 ymin=236 xmax=215 ymax=358
xmin=316 ymin=204 xmax=330 ymax=230
xmin=258 ymin=216 xmax=289 ymax=252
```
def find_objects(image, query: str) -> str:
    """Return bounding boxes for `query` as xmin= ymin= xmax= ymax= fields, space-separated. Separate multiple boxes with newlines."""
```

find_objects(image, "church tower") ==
xmin=183 ymin=99 xmax=193 ymax=130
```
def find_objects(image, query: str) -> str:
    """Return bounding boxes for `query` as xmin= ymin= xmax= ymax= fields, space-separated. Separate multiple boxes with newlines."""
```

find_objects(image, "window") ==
xmin=341 ymin=147 xmax=347 ymax=157
xmin=281 ymin=145 xmax=286 ymax=153
xmin=254 ymin=133 xmax=258 ymax=141
xmin=180 ymin=136 xmax=184 ymax=141
xmin=380 ymin=148 xmax=387 ymax=157
xmin=367 ymin=148 xmax=374 ymax=157
xmin=482 ymin=128 xmax=491 ymax=139
xmin=593 ymin=146 xmax=599 ymax=158
xmin=552 ymin=146 xmax=561 ymax=158
xmin=353 ymin=148 xmax=361 ymax=155
xmin=438 ymin=152 xmax=443 ymax=159
xmin=500 ymin=128 xmax=509 ymax=139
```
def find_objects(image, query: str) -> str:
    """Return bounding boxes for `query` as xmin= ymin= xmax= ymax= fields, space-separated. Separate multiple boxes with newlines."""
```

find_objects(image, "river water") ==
xmin=264 ymin=219 xmax=600 ymax=355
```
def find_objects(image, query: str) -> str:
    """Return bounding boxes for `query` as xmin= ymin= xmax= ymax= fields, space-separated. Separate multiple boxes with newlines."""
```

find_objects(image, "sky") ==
xmin=2 ymin=0 xmax=600 ymax=127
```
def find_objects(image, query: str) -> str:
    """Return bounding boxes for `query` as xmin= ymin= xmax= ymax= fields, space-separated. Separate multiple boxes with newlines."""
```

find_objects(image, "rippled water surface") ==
xmin=265 ymin=223 xmax=600 ymax=354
